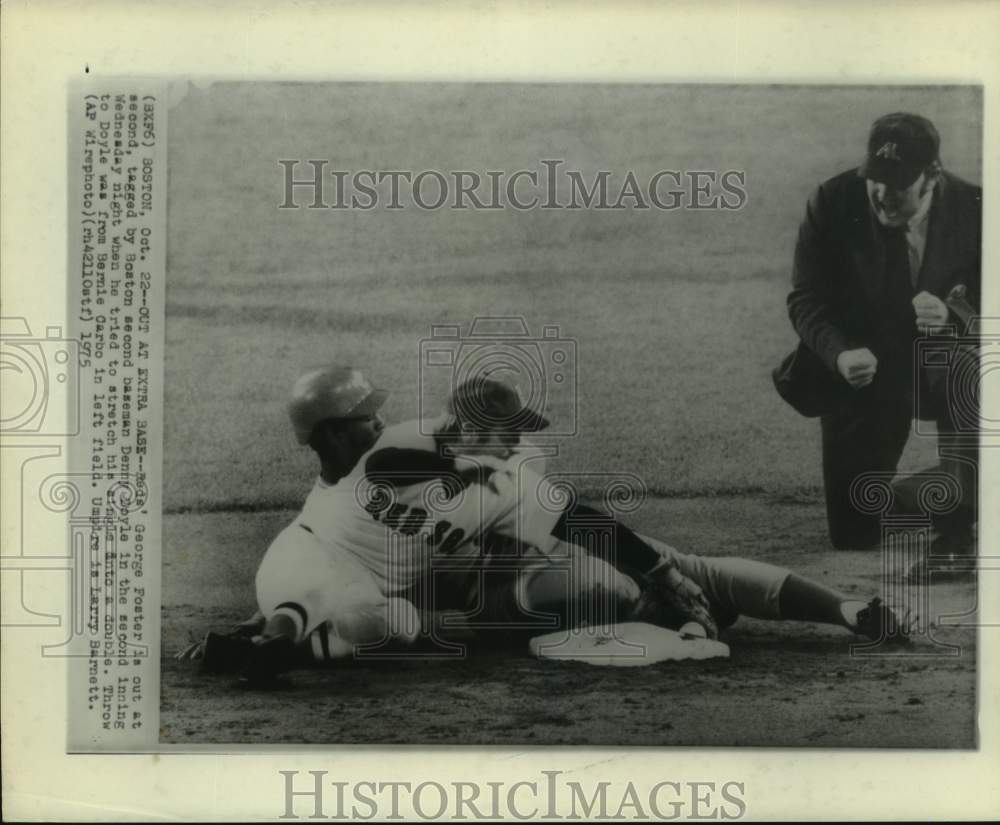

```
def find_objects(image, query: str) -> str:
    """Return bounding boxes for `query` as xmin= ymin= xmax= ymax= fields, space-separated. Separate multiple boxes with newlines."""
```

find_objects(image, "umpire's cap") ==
xmin=859 ymin=112 xmax=940 ymax=189
xmin=446 ymin=376 xmax=550 ymax=433
xmin=288 ymin=365 xmax=389 ymax=445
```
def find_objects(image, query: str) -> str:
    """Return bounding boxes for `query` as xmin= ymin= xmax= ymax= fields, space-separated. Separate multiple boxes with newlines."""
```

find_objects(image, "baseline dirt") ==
xmin=161 ymin=496 xmax=977 ymax=748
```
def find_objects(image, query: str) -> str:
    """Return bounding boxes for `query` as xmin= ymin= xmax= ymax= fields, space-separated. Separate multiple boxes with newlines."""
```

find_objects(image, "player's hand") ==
xmin=836 ymin=347 xmax=878 ymax=389
xmin=453 ymin=453 xmax=511 ymax=493
xmin=663 ymin=566 xmax=719 ymax=639
xmin=913 ymin=291 xmax=950 ymax=333
xmin=637 ymin=559 xmax=720 ymax=640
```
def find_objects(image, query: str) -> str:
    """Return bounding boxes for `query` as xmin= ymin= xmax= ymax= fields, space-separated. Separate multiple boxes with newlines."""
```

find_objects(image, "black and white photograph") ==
xmin=157 ymin=81 xmax=982 ymax=747
xmin=3 ymin=3 xmax=999 ymax=821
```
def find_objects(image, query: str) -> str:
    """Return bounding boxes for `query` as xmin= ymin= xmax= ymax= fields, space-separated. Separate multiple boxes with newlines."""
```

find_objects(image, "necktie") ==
xmin=883 ymin=225 xmax=913 ymax=305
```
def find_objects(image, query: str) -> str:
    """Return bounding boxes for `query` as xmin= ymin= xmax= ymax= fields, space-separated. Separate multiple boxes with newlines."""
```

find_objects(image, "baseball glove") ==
xmin=634 ymin=559 xmax=719 ymax=640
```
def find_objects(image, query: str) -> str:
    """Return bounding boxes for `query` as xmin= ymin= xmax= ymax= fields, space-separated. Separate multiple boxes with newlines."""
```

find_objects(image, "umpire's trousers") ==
xmin=819 ymin=371 xmax=977 ymax=550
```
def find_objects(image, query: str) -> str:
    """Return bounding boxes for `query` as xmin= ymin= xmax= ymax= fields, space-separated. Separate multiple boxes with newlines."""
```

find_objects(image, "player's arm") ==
xmin=364 ymin=447 xmax=492 ymax=495
xmin=472 ymin=460 xmax=658 ymax=579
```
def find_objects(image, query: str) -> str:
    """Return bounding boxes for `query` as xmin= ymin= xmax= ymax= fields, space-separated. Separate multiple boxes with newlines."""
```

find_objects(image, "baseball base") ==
xmin=529 ymin=622 xmax=730 ymax=667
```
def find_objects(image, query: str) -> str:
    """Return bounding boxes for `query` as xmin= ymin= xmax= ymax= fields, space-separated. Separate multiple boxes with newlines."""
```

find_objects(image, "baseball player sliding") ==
xmin=196 ymin=365 xmax=911 ymax=685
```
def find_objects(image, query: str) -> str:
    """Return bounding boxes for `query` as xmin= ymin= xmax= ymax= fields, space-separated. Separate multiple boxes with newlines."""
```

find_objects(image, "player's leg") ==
xmin=642 ymin=535 xmax=910 ymax=640
xmin=248 ymin=522 xmax=420 ymax=680
xmin=256 ymin=524 xmax=416 ymax=644
xmin=550 ymin=504 xmax=880 ymax=637
xmin=515 ymin=550 xmax=641 ymax=629
xmin=550 ymin=507 xmax=724 ymax=635
xmin=302 ymin=597 xmax=422 ymax=664
xmin=642 ymin=535 xmax=785 ymax=625
xmin=200 ymin=524 xmax=318 ymax=674
xmin=451 ymin=542 xmax=641 ymax=640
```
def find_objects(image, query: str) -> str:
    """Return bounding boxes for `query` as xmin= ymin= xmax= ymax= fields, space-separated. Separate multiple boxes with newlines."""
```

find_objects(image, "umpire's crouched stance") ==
xmin=774 ymin=112 xmax=981 ymax=552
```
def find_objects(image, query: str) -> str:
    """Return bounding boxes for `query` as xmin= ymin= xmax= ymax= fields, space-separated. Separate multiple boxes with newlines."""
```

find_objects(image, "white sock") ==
xmin=839 ymin=600 xmax=868 ymax=630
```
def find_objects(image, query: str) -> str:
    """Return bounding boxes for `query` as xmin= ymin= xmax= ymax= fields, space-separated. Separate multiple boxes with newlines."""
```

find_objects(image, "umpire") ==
xmin=778 ymin=112 xmax=981 ymax=551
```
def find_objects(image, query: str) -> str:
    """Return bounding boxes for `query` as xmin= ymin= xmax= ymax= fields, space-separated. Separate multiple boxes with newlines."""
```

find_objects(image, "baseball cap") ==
xmin=859 ymin=112 xmax=940 ymax=189
xmin=288 ymin=365 xmax=389 ymax=445
xmin=447 ymin=376 xmax=550 ymax=433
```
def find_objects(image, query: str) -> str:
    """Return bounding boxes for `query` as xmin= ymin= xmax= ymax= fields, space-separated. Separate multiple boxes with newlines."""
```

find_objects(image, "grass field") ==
xmin=161 ymin=82 xmax=981 ymax=746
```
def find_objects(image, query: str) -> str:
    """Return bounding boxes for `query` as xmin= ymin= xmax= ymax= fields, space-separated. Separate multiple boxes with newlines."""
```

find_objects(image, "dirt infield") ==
xmin=159 ymin=84 xmax=980 ymax=748
xmin=161 ymin=496 xmax=977 ymax=747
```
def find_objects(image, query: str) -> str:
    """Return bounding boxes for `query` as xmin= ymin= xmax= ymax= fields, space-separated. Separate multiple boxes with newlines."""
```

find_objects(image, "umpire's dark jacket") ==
xmin=778 ymin=168 xmax=981 ymax=415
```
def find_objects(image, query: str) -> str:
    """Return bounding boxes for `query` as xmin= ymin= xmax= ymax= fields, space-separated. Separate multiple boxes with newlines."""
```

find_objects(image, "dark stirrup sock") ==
xmin=551 ymin=503 xmax=662 ymax=578
xmin=777 ymin=573 xmax=860 ymax=628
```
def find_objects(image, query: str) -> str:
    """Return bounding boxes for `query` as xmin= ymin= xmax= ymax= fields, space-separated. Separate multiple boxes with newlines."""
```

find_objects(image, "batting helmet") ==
xmin=288 ymin=365 xmax=389 ymax=445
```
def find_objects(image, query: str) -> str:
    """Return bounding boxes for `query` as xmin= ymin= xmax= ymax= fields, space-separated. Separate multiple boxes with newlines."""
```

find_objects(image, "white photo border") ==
xmin=2 ymin=1 xmax=998 ymax=820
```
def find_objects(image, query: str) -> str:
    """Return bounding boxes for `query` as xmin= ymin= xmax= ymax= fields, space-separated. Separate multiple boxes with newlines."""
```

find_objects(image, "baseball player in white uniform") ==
xmin=249 ymin=367 xmax=578 ymax=673
xmin=197 ymin=365 xmax=912 ymax=685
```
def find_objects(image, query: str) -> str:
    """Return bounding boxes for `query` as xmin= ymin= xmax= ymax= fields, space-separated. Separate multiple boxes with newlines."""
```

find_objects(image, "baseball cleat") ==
xmin=905 ymin=554 xmax=976 ymax=584
xmin=201 ymin=631 xmax=254 ymax=673
xmin=852 ymin=597 xmax=913 ymax=643
xmin=904 ymin=528 xmax=977 ymax=584
xmin=238 ymin=636 xmax=299 ymax=688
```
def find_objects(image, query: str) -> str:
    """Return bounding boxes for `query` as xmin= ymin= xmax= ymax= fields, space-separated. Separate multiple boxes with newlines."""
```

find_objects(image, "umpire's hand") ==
xmin=913 ymin=290 xmax=950 ymax=333
xmin=836 ymin=347 xmax=878 ymax=389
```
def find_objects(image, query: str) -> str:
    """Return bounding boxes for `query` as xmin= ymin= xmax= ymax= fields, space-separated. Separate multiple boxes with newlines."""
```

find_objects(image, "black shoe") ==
xmin=852 ymin=597 xmax=913 ymax=644
xmin=905 ymin=528 xmax=977 ymax=583
xmin=930 ymin=527 xmax=976 ymax=557
xmin=905 ymin=554 xmax=977 ymax=584
xmin=201 ymin=631 xmax=254 ymax=673
xmin=177 ymin=629 xmax=255 ymax=664
xmin=238 ymin=636 xmax=298 ymax=688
